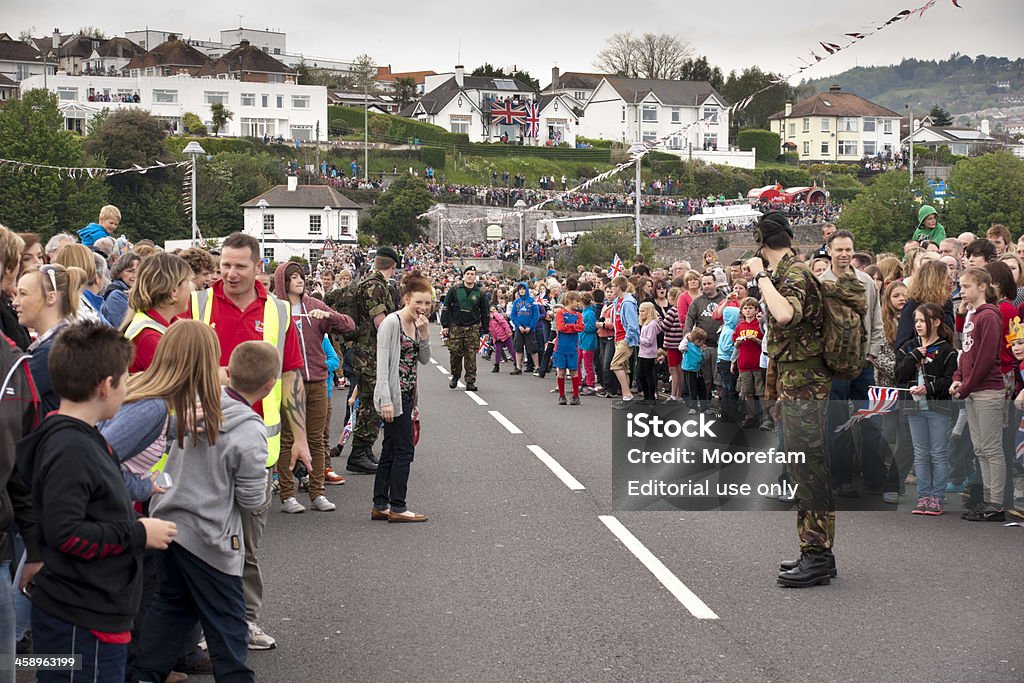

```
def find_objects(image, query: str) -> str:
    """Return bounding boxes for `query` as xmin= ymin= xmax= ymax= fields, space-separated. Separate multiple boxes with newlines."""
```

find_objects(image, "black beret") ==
xmin=376 ymin=246 xmax=402 ymax=267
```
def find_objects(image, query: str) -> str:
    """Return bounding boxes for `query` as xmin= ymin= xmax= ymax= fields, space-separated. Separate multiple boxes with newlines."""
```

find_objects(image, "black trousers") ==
xmin=637 ymin=357 xmax=657 ymax=401
xmin=373 ymin=393 xmax=416 ymax=513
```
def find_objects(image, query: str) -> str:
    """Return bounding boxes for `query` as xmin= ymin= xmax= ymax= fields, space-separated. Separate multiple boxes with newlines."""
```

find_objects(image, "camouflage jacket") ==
xmin=354 ymin=270 xmax=397 ymax=349
xmin=765 ymin=253 xmax=825 ymax=364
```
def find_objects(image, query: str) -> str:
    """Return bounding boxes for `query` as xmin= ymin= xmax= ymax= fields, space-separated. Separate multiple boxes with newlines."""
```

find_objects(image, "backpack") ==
xmin=324 ymin=281 xmax=362 ymax=342
xmin=818 ymin=272 xmax=868 ymax=381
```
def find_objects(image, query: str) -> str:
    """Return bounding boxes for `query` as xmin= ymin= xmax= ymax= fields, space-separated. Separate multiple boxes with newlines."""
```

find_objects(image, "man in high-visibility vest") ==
xmin=189 ymin=232 xmax=309 ymax=650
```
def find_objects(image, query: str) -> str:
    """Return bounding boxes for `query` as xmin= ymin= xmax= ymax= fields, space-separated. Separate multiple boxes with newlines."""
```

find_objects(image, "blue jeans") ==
xmin=827 ymin=366 xmax=885 ymax=489
xmin=906 ymin=409 xmax=952 ymax=500
xmin=133 ymin=543 xmax=252 ymax=683
xmin=32 ymin=603 xmax=127 ymax=683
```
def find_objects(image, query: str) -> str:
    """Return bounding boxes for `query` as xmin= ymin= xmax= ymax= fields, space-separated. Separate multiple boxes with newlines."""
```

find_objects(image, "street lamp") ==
xmin=182 ymin=140 xmax=206 ymax=245
xmin=322 ymin=205 xmax=333 ymax=263
xmin=628 ymin=142 xmax=647 ymax=257
xmin=514 ymin=199 xmax=527 ymax=273
xmin=257 ymin=198 xmax=269 ymax=270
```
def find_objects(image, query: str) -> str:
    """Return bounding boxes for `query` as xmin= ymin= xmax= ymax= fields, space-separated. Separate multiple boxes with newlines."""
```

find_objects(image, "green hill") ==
xmin=800 ymin=54 xmax=1024 ymax=117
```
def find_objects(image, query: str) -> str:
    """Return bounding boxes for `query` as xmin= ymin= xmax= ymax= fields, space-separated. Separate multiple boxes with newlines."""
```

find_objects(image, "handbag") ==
xmin=412 ymin=386 xmax=421 ymax=446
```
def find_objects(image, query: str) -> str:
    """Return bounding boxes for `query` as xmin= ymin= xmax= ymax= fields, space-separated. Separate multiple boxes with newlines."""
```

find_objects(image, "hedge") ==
xmin=421 ymin=146 xmax=445 ymax=168
xmin=737 ymin=129 xmax=781 ymax=162
xmin=166 ymin=136 xmax=259 ymax=156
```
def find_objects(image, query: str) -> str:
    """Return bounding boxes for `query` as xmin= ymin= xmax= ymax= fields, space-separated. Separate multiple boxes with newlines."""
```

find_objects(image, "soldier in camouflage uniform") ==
xmin=440 ymin=266 xmax=490 ymax=392
xmin=746 ymin=211 xmax=836 ymax=588
xmin=346 ymin=247 xmax=400 ymax=474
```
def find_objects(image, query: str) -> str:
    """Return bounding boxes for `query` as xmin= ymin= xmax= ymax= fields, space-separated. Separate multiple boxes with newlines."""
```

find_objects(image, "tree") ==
xmin=470 ymin=63 xmax=540 ymax=92
xmin=678 ymin=56 xmax=724 ymax=90
xmin=210 ymin=103 xmax=233 ymax=136
xmin=77 ymin=26 xmax=108 ymax=39
xmin=367 ymin=175 xmax=433 ymax=244
xmin=394 ymin=76 xmax=418 ymax=109
xmin=351 ymin=53 xmax=377 ymax=92
xmin=720 ymin=67 xmax=797 ymax=133
xmin=945 ymin=151 xmax=1024 ymax=235
xmin=181 ymin=112 xmax=206 ymax=136
xmin=594 ymin=32 xmax=693 ymax=80
xmin=837 ymin=171 xmax=930 ymax=253
xmin=565 ymin=224 xmax=656 ymax=269
xmin=929 ymin=105 xmax=954 ymax=126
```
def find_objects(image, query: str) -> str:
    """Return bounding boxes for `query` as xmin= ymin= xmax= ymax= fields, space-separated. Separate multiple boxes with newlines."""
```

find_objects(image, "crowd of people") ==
xmin=1 ymin=195 xmax=1023 ymax=678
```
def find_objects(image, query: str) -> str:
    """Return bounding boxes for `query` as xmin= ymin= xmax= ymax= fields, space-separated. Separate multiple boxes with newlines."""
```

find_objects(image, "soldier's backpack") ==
xmin=818 ymin=272 xmax=868 ymax=381
xmin=324 ymin=281 xmax=362 ymax=342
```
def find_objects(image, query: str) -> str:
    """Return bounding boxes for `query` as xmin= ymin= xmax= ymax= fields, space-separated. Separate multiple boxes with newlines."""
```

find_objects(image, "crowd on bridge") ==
xmin=1 ymin=194 xmax=1022 ymax=679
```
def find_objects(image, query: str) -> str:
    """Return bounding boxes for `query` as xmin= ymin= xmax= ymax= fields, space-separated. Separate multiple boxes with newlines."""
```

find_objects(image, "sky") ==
xmin=7 ymin=0 xmax=1022 ymax=86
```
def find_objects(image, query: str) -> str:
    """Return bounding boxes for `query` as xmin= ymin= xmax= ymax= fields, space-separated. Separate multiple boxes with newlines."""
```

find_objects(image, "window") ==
xmin=15 ymin=64 xmax=31 ymax=80
xmin=292 ymin=95 xmax=310 ymax=109
xmin=642 ymin=104 xmax=658 ymax=123
xmin=883 ymin=119 xmax=893 ymax=134
xmin=241 ymin=93 xmax=255 ymax=106
xmin=671 ymin=108 xmax=681 ymax=123
xmin=57 ymin=87 xmax=78 ymax=101
xmin=621 ymin=106 xmax=626 ymax=123
xmin=820 ymin=118 xmax=830 ymax=132
xmin=574 ymin=91 xmax=586 ymax=101
xmin=803 ymin=141 xmax=810 ymax=155
xmin=642 ymin=130 xmax=657 ymax=144
xmin=273 ymin=48 xmax=281 ymax=55
xmin=309 ymin=214 xmax=322 ymax=234
xmin=820 ymin=141 xmax=829 ymax=155
xmin=276 ymin=95 xmax=284 ymax=109
xmin=668 ymin=136 xmax=682 ymax=150
xmin=788 ymin=123 xmax=796 ymax=138
xmin=839 ymin=117 xmax=858 ymax=132
xmin=338 ymin=215 xmax=351 ymax=235
xmin=291 ymin=125 xmax=313 ymax=141
xmin=863 ymin=140 xmax=877 ymax=156
xmin=262 ymin=213 xmax=275 ymax=234
xmin=262 ymin=94 xmax=269 ymax=108
xmin=839 ymin=140 xmax=858 ymax=156
xmin=702 ymin=106 xmax=718 ymax=123
xmin=267 ymin=74 xmax=284 ymax=84
xmin=703 ymin=133 xmax=718 ymax=150
xmin=204 ymin=91 xmax=228 ymax=105
xmin=802 ymin=117 xmax=810 ymax=133
xmin=450 ymin=119 xmax=469 ymax=134
xmin=152 ymin=89 xmax=178 ymax=103
xmin=263 ymin=247 xmax=274 ymax=261
xmin=863 ymin=117 xmax=875 ymax=132
xmin=309 ymin=248 xmax=321 ymax=263
xmin=242 ymin=117 xmax=276 ymax=137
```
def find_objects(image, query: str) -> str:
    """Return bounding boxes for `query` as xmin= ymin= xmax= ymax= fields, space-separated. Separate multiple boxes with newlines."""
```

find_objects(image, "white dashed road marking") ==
xmin=466 ymin=391 xmax=488 ymax=406
xmin=488 ymin=411 xmax=522 ymax=434
xmin=526 ymin=445 xmax=585 ymax=491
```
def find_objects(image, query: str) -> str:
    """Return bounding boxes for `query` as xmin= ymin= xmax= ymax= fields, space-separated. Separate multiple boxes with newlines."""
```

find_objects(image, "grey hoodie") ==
xmin=149 ymin=388 xmax=268 ymax=576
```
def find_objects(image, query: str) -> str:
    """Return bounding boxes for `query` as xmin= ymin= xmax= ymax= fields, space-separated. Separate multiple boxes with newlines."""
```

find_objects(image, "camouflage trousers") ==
xmin=351 ymin=347 xmax=381 ymax=452
xmin=448 ymin=325 xmax=480 ymax=385
xmin=777 ymin=363 xmax=835 ymax=552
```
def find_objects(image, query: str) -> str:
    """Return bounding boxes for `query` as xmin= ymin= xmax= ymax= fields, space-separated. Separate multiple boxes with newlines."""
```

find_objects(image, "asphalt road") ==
xmin=247 ymin=338 xmax=1022 ymax=682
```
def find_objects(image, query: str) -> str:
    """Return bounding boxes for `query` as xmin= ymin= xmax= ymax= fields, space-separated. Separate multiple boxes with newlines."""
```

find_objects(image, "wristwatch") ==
xmin=754 ymin=271 xmax=770 ymax=283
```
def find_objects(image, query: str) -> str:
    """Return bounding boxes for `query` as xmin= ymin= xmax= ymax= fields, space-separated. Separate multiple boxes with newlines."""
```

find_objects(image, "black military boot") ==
xmin=346 ymin=446 xmax=378 ymax=474
xmin=449 ymin=376 xmax=459 ymax=389
xmin=780 ymin=549 xmax=837 ymax=577
xmin=777 ymin=551 xmax=834 ymax=587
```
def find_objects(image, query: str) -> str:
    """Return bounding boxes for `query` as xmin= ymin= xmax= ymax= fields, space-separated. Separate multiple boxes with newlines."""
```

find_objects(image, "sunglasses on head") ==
xmin=38 ymin=264 xmax=59 ymax=293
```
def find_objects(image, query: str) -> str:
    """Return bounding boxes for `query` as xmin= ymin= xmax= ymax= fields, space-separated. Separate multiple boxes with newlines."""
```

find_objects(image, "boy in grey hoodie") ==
xmin=132 ymin=341 xmax=280 ymax=683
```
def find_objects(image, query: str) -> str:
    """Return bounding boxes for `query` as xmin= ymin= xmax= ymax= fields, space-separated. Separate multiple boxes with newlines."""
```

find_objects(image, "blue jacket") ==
xmin=682 ymin=339 xmax=704 ymax=372
xmin=619 ymin=294 xmax=640 ymax=347
xmin=510 ymin=284 xmax=539 ymax=331
xmin=579 ymin=305 xmax=598 ymax=351
xmin=323 ymin=336 xmax=339 ymax=398
xmin=101 ymin=281 xmax=130 ymax=329
xmin=717 ymin=307 xmax=740 ymax=362
xmin=78 ymin=223 xmax=108 ymax=247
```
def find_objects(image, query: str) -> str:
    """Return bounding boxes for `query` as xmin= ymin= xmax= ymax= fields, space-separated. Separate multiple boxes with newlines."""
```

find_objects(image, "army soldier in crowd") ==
xmin=441 ymin=265 xmax=489 ymax=392
xmin=347 ymin=246 xmax=401 ymax=474
xmin=746 ymin=211 xmax=837 ymax=589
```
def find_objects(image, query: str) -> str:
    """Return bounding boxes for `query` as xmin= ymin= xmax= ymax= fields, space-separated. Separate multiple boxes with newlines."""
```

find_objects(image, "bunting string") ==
xmin=0 ymin=157 xmax=190 ymax=179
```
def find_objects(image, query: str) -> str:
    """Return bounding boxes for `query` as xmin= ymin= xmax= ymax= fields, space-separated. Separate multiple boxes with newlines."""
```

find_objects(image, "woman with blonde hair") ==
xmin=894 ymin=259 xmax=955 ymax=353
xmin=996 ymin=251 xmax=1024 ymax=306
xmin=123 ymin=253 xmax=193 ymax=373
xmin=53 ymin=242 xmax=107 ymax=324
xmin=11 ymin=264 xmax=86 ymax=412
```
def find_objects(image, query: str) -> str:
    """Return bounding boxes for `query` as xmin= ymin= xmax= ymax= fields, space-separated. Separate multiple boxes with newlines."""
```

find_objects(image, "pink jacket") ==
xmin=488 ymin=311 xmax=513 ymax=342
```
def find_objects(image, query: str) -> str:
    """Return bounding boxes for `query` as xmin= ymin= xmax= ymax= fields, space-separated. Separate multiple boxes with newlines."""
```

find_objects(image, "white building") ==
xmin=578 ymin=76 xmax=751 ymax=167
xmin=405 ymin=66 xmax=577 ymax=145
xmin=544 ymin=68 xmax=604 ymax=109
xmin=0 ymin=35 xmax=51 ymax=87
xmin=241 ymin=176 xmax=362 ymax=264
xmin=903 ymin=119 xmax=1001 ymax=157
xmin=21 ymin=73 xmax=328 ymax=140
xmin=768 ymin=85 xmax=902 ymax=162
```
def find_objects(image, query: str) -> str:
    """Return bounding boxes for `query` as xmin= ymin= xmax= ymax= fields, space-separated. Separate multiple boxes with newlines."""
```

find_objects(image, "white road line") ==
xmin=526 ymin=445 xmax=584 ymax=491
xmin=436 ymin=365 xmax=450 ymax=375
xmin=488 ymin=410 xmax=522 ymax=434
xmin=466 ymin=391 xmax=488 ymax=406
xmin=429 ymin=358 xmax=438 ymax=364
xmin=598 ymin=515 xmax=719 ymax=620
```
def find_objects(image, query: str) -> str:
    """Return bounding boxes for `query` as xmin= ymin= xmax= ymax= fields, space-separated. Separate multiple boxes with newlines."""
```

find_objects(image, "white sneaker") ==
xmin=281 ymin=497 xmax=305 ymax=514
xmin=310 ymin=495 xmax=336 ymax=512
xmin=247 ymin=621 xmax=276 ymax=650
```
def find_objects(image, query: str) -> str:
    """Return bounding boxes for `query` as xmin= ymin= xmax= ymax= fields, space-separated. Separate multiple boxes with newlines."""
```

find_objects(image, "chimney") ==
xmin=239 ymin=39 xmax=250 ymax=48
xmin=52 ymin=28 xmax=60 ymax=51
xmin=829 ymin=84 xmax=841 ymax=93
xmin=784 ymin=101 xmax=792 ymax=117
xmin=980 ymin=118 xmax=990 ymax=135
xmin=454 ymin=64 xmax=464 ymax=88
xmin=287 ymin=175 xmax=298 ymax=192
xmin=551 ymin=66 xmax=560 ymax=92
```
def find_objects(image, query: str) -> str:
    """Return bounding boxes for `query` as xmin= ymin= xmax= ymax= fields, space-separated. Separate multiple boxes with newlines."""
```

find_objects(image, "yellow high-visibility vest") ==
xmin=124 ymin=310 xmax=168 ymax=341
xmin=191 ymin=289 xmax=289 ymax=467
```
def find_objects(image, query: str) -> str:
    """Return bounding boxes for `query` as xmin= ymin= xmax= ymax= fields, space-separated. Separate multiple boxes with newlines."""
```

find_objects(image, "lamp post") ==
xmin=322 ymin=205 xmax=333 ymax=266
xmin=257 ymin=198 xmax=269 ymax=270
xmin=628 ymin=142 xmax=646 ymax=257
xmin=514 ymin=198 xmax=527 ymax=273
xmin=906 ymin=104 xmax=914 ymax=183
xmin=182 ymin=141 xmax=206 ymax=245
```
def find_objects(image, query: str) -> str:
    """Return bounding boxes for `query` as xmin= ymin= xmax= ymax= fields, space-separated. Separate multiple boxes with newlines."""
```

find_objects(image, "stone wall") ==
xmin=652 ymin=225 xmax=823 ymax=266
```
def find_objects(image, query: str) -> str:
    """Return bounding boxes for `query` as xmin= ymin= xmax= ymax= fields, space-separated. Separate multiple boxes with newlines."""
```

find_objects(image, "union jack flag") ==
xmin=491 ymin=100 xmax=527 ymax=125
xmin=479 ymin=334 xmax=491 ymax=355
xmin=608 ymin=254 xmax=624 ymax=279
xmin=834 ymin=386 xmax=902 ymax=433
xmin=523 ymin=101 xmax=540 ymax=138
